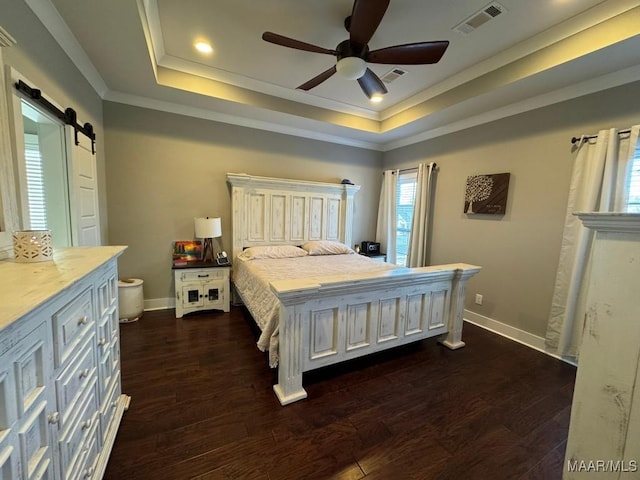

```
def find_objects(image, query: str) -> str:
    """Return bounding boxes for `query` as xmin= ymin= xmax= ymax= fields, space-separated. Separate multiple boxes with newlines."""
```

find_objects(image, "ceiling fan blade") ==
xmin=349 ymin=0 xmax=390 ymax=49
xmin=367 ymin=41 xmax=449 ymax=65
xmin=357 ymin=68 xmax=388 ymax=98
xmin=262 ymin=32 xmax=337 ymax=56
xmin=297 ymin=66 xmax=337 ymax=91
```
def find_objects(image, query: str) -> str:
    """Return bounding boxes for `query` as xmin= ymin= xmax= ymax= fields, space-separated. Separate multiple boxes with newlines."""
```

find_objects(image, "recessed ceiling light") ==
xmin=370 ymin=94 xmax=384 ymax=103
xmin=194 ymin=42 xmax=213 ymax=54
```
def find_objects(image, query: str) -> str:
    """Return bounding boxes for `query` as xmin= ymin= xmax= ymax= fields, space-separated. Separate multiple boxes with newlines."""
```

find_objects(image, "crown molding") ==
xmin=103 ymin=90 xmax=384 ymax=151
xmin=382 ymin=63 xmax=640 ymax=152
xmin=0 ymin=26 xmax=16 ymax=48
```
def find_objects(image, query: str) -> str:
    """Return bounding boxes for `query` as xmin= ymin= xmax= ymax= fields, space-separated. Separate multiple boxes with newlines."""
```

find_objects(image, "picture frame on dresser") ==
xmin=172 ymin=240 xmax=203 ymax=265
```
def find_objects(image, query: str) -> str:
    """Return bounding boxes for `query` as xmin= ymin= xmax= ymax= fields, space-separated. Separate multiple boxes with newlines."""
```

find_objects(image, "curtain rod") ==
xmin=393 ymin=167 xmax=418 ymax=174
xmin=570 ymin=128 xmax=631 ymax=144
xmin=14 ymin=79 xmax=96 ymax=154
xmin=386 ymin=163 xmax=437 ymax=174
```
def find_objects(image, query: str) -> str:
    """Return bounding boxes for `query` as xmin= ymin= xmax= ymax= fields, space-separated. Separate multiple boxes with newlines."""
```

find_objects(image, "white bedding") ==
xmin=233 ymin=253 xmax=398 ymax=367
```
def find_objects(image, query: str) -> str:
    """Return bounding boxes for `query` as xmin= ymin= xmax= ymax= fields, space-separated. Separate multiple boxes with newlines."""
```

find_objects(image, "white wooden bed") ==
xmin=227 ymin=173 xmax=481 ymax=405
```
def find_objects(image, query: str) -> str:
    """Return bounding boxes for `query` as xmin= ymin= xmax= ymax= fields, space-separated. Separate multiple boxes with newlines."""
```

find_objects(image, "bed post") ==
xmin=228 ymin=179 xmax=245 ymax=262
xmin=440 ymin=265 xmax=481 ymax=349
xmin=273 ymin=299 xmax=307 ymax=405
xmin=341 ymin=184 xmax=359 ymax=249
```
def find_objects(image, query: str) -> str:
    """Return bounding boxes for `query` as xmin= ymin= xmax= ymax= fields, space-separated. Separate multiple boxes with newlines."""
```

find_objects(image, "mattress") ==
xmin=233 ymin=253 xmax=398 ymax=367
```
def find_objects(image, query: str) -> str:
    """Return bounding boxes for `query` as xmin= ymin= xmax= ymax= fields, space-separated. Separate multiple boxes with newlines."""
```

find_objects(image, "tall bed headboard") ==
xmin=226 ymin=173 xmax=361 ymax=261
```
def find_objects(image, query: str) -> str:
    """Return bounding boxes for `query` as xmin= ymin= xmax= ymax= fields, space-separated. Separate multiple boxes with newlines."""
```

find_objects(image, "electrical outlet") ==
xmin=475 ymin=294 xmax=483 ymax=305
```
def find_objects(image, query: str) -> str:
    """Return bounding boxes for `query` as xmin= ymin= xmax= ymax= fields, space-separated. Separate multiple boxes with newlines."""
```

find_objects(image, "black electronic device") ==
xmin=361 ymin=241 xmax=380 ymax=255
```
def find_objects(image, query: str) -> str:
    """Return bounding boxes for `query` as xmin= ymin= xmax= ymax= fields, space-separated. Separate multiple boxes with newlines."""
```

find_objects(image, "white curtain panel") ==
xmin=406 ymin=162 xmax=436 ymax=268
xmin=546 ymin=126 xmax=639 ymax=360
xmin=375 ymin=169 xmax=398 ymax=264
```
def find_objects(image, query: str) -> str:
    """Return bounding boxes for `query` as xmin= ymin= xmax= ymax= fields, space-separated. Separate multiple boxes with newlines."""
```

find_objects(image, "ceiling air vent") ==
xmin=381 ymin=67 xmax=407 ymax=84
xmin=453 ymin=2 xmax=506 ymax=36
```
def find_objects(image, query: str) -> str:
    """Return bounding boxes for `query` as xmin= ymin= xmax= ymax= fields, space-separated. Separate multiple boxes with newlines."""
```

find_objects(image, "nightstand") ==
xmin=173 ymin=261 xmax=231 ymax=317
xmin=360 ymin=252 xmax=387 ymax=263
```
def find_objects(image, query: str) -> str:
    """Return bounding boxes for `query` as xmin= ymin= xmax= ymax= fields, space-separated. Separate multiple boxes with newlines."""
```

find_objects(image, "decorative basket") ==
xmin=12 ymin=230 xmax=53 ymax=263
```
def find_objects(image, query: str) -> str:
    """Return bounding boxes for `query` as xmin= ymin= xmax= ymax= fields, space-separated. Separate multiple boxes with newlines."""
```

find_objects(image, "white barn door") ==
xmin=66 ymin=125 xmax=101 ymax=246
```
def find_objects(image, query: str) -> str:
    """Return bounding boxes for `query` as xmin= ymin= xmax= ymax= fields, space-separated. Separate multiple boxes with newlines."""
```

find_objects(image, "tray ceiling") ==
xmin=25 ymin=0 xmax=640 ymax=149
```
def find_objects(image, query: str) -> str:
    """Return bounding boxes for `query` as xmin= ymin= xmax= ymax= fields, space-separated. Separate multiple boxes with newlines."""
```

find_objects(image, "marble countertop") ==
xmin=0 ymin=246 xmax=126 ymax=331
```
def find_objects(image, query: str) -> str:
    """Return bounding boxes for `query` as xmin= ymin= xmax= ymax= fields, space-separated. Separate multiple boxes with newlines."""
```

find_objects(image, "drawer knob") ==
xmin=82 ymin=418 xmax=92 ymax=430
xmin=79 ymin=368 xmax=90 ymax=378
xmin=48 ymin=412 xmax=60 ymax=424
xmin=98 ymin=337 xmax=106 ymax=346
xmin=83 ymin=466 xmax=94 ymax=478
xmin=78 ymin=315 xmax=89 ymax=325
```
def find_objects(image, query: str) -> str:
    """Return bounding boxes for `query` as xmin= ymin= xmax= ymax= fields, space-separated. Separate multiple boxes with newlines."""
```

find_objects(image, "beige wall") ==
xmin=103 ymin=102 xmax=383 ymax=302
xmin=0 ymin=1 xmax=107 ymax=240
xmin=384 ymin=79 xmax=640 ymax=338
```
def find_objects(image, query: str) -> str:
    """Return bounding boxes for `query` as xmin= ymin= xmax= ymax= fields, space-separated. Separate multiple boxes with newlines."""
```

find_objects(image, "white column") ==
xmin=0 ymin=26 xmax=20 ymax=259
xmin=564 ymin=213 xmax=640 ymax=479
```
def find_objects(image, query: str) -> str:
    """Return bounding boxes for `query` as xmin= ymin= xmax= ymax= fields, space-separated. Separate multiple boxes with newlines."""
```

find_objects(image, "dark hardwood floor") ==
xmin=104 ymin=307 xmax=576 ymax=480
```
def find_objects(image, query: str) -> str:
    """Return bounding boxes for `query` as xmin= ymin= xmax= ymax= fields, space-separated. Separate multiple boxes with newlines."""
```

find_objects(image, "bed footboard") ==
xmin=270 ymin=263 xmax=481 ymax=405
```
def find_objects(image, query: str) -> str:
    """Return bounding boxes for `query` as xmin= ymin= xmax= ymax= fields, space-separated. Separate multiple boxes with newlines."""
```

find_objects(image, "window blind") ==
xmin=395 ymin=170 xmax=418 ymax=266
xmin=627 ymin=142 xmax=640 ymax=213
xmin=24 ymin=134 xmax=47 ymax=229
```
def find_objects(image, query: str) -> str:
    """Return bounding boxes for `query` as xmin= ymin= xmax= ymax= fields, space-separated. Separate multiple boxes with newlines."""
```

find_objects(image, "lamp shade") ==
xmin=194 ymin=217 xmax=222 ymax=238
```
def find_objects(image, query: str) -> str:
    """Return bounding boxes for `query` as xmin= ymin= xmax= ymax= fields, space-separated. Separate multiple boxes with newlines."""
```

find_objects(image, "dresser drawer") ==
xmin=0 ymin=443 xmax=17 ymax=480
xmin=12 ymin=322 xmax=50 ymax=417
xmin=54 ymin=335 xmax=97 ymax=430
xmin=96 ymin=306 xmax=116 ymax=358
xmin=97 ymin=344 xmax=113 ymax=398
xmin=69 ymin=420 xmax=100 ymax=480
xmin=17 ymin=400 xmax=53 ymax=480
xmin=0 ymin=361 xmax=17 ymax=445
xmin=58 ymin=380 xmax=98 ymax=480
xmin=179 ymin=269 xmax=225 ymax=282
xmin=109 ymin=306 xmax=120 ymax=344
xmin=99 ymin=373 xmax=120 ymax=444
xmin=52 ymin=288 xmax=94 ymax=368
xmin=96 ymin=266 xmax=118 ymax=319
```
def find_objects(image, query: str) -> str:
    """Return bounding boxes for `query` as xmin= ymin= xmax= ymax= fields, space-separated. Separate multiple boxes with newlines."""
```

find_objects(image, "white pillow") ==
xmin=301 ymin=240 xmax=355 ymax=256
xmin=238 ymin=245 xmax=308 ymax=261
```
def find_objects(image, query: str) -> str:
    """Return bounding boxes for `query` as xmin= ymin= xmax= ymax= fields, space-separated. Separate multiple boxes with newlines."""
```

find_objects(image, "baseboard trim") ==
xmin=463 ymin=309 xmax=576 ymax=366
xmin=144 ymin=297 xmax=174 ymax=312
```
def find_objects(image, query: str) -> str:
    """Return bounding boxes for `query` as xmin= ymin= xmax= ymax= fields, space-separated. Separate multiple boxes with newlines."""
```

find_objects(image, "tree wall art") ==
xmin=464 ymin=173 xmax=510 ymax=215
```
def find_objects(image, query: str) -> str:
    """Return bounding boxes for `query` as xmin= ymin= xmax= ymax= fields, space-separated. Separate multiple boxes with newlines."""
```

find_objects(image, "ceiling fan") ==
xmin=262 ymin=0 xmax=449 ymax=100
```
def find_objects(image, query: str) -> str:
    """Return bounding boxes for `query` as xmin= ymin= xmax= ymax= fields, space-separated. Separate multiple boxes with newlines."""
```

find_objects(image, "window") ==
xmin=17 ymin=100 xmax=72 ymax=245
xmin=24 ymin=134 xmax=47 ymax=229
xmin=626 ymin=140 xmax=640 ymax=213
xmin=395 ymin=170 xmax=418 ymax=266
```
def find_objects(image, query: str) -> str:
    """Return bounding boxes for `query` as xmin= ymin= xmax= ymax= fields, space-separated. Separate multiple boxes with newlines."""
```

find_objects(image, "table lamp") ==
xmin=194 ymin=217 xmax=221 ymax=263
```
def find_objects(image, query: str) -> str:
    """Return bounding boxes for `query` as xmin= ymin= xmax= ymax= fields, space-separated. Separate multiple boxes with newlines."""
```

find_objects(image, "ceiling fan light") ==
xmin=336 ymin=57 xmax=367 ymax=80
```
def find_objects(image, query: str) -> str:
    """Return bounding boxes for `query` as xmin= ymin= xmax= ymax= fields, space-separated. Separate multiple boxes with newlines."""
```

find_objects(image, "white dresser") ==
xmin=0 ymin=246 xmax=128 ymax=480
